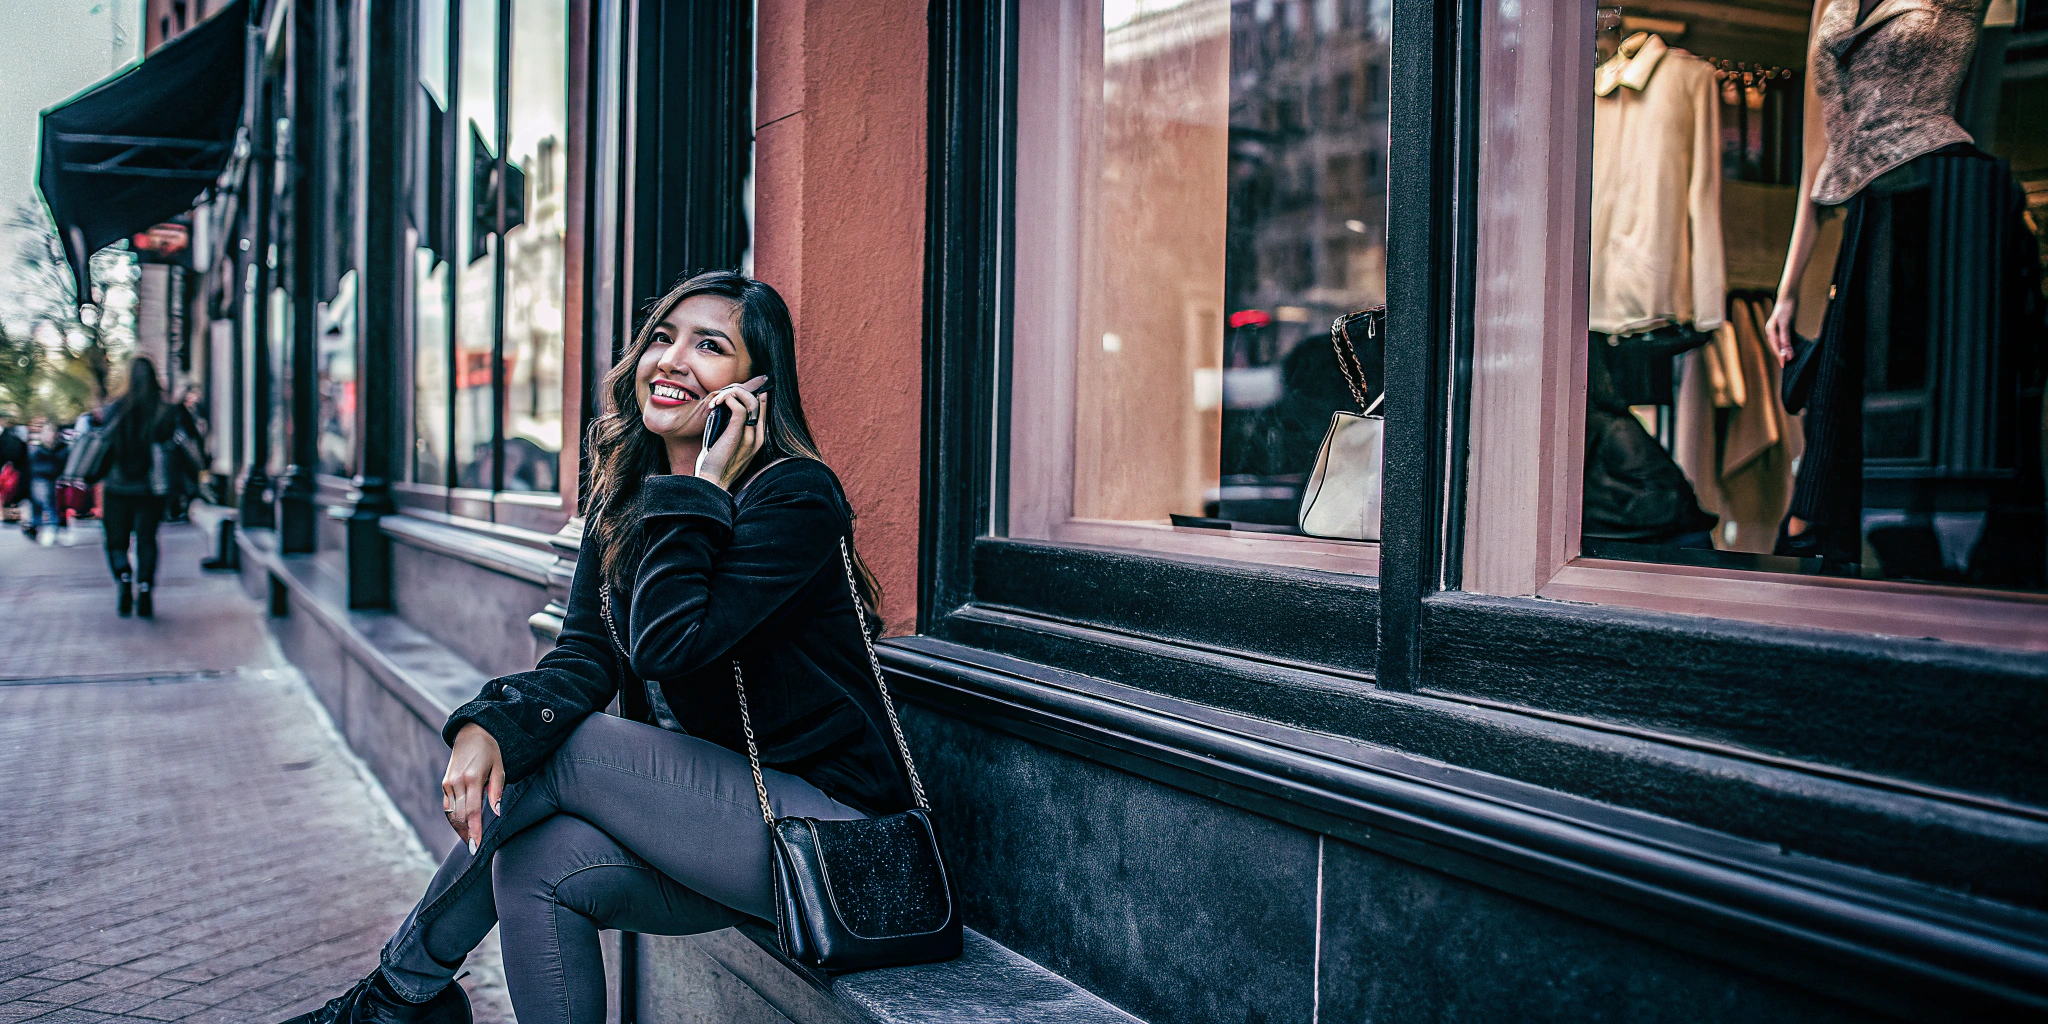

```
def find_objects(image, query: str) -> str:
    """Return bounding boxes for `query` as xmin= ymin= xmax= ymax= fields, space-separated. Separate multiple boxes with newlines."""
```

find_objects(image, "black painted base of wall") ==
xmin=901 ymin=704 xmax=1880 ymax=1024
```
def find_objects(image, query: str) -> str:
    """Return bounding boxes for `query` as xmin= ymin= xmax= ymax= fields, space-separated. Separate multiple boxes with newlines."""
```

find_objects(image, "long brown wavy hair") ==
xmin=106 ymin=356 xmax=171 ymax=475
xmin=582 ymin=271 xmax=883 ymax=623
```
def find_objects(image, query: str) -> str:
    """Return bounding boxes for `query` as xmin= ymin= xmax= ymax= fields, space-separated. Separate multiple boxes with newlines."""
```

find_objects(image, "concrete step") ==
xmin=640 ymin=924 xmax=1143 ymax=1024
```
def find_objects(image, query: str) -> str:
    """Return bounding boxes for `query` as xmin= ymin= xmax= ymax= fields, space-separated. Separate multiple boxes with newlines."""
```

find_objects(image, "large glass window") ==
xmin=316 ymin=0 xmax=360 ymax=478
xmin=414 ymin=0 xmax=451 ymax=485
xmin=1009 ymin=0 xmax=1392 ymax=574
xmin=452 ymin=0 xmax=499 ymax=491
xmin=1579 ymin=0 xmax=2046 ymax=596
xmin=501 ymin=0 xmax=567 ymax=492
xmin=408 ymin=0 xmax=567 ymax=497
xmin=316 ymin=271 xmax=357 ymax=475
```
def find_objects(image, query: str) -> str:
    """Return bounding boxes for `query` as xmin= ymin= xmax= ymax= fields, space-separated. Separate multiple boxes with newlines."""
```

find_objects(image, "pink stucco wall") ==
xmin=753 ymin=0 xmax=928 ymax=634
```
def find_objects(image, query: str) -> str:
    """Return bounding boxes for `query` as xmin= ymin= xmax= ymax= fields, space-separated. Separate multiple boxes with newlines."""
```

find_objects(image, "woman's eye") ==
xmin=697 ymin=337 xmax=722 ymax=353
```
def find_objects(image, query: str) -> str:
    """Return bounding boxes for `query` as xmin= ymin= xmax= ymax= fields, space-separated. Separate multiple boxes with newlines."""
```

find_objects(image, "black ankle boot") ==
xmin=117 ymin=574 xmax=133 ymax=617
xmin=135 ymin=582 xmax=152 ymax=619
xmin=277 ymin=971 xmax=470 ymax=1024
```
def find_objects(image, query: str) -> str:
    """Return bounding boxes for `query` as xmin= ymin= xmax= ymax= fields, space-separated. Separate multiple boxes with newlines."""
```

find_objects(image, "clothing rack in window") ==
xmin=1702 ymin=58 xmax=1803 ymax=186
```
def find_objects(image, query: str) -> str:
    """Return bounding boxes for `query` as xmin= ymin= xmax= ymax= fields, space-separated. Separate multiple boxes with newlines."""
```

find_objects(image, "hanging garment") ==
xmin=1591 ymin=33 xmax=1728 ymax=337
xmin=1675 ymin=296 xmax=1803 ymax=553
xmin=1809 ymin=0 xmax=1987 ymax=205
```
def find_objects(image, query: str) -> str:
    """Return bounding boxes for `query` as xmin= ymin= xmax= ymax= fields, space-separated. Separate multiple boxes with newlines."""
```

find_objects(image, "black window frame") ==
xmin=918 ymin=0 xmax=1470 ymax=705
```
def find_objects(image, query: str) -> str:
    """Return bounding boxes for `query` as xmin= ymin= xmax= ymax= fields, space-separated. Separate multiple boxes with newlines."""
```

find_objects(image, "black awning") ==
xmin=37 ymin=0 xmax=248 ymax=303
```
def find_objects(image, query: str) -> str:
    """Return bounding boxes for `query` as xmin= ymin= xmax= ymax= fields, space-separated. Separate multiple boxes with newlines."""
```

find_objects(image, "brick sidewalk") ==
xmin=0 ymin=517 xmax=511 ymax=1023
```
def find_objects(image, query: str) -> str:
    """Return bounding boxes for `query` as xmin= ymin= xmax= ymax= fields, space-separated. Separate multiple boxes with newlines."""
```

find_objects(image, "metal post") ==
xmin=239 ymin=72 xmax=276 ymax=530
xmin=346 ymin=0 xmax=413 ymax=608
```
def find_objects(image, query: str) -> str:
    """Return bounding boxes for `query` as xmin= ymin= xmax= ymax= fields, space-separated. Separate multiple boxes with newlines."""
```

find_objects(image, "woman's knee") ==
xmin=494 ymin=815 xmax=674 ymax=940
xmin=492 ymin=815 xmax=632 ymax=907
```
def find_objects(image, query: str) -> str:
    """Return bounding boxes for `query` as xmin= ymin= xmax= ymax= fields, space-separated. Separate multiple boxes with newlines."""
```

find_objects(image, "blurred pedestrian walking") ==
xmin=26 ymin=418 xmax=71 ymax=546
xmin=0 ymin=418 xmax=27 ymax=526
xmin=70 ymin=357 xmax=203 ymax=619
xmin=165 ymin=385 xmax=208 ymax=522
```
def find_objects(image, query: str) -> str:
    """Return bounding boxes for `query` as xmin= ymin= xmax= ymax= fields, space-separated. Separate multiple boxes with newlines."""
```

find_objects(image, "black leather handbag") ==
xmin=730 ymin=537 xmax=961 ymax=972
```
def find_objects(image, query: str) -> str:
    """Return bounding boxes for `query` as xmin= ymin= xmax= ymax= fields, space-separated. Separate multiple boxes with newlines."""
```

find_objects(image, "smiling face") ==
xmin=635 ymin=294 xmax=755 ymax=440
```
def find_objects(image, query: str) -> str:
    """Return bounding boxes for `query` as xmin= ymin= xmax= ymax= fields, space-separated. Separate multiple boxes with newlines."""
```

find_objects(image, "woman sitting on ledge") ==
xmin=284 ymin=271 xmax=914 ymax=1024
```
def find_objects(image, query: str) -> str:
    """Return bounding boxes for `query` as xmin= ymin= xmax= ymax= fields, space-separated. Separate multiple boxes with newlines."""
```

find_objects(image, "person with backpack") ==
xmin=75 ymin=357 xmax=201 ymax=618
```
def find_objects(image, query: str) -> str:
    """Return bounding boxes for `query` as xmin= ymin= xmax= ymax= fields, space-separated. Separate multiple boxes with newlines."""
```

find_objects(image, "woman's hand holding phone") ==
xmin=695 ymin=376 xmax=769 ymax=491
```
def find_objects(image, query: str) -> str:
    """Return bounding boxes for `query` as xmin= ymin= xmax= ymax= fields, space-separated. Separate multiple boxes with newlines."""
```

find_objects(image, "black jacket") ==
xmin=444 ymin=459 xmax=915 ymax=815
xmin=95 ymin=406 xmax=180 ymax=497
xmin=29 ymin=441 xmax=67 ymax=482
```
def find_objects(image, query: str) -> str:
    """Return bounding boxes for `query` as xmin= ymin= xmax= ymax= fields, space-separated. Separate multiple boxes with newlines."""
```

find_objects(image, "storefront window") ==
xmin=500 ymin=0 xmax=567 ymax=493
xmin=408 ymin=0 xmax=566 ymax=497
xmin=413 ymin=0 xmax=451 ymax=486
xmin=1580 ymin=0 xmax=2046 ymax=594
xmin=414 ymin=250 xmax=449 ymax=484
xmin=452 ymin=0 xmax=498 ymax=492
xmin=315 ymin=0 xmax=359 ymax=478
xmin=316 ymin=271 xmax=357 ymax=476
xmin=1009 ymin=0 xmax=1391 ymax=573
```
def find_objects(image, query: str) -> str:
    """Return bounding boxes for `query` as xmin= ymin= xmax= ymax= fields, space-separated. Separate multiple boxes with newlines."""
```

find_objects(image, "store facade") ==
xmin=125 ymin=0 xmax=2048 ymax=1020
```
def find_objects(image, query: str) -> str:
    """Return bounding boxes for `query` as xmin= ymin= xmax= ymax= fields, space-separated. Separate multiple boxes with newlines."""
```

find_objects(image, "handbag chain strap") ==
xmin=731 ymin=536 xmax=930 ymax=826
xmin=598 ymin=529 xmax=932 ymax=827
xmin=1330 ymin=308 xmax=1385 ymax=415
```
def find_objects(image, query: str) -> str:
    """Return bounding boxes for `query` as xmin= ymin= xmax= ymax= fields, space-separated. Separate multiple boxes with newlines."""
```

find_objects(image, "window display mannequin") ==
xmin=1763 ymin=0 xmax=2045 ymax=582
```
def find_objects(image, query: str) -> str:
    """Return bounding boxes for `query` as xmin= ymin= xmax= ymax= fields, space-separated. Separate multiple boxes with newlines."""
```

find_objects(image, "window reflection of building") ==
xmin=1074 ymin=0 xmax=1231 ymax=525
xmin=452 ymin=0 xmax=498 ymax=491
xmin=1218 ymin=0 xmax=1390 ymax=525
xmin=1074 ymin=0 xmax=1391 ymax=529
xmin=500 ymin=0 xmax=568 ymax=493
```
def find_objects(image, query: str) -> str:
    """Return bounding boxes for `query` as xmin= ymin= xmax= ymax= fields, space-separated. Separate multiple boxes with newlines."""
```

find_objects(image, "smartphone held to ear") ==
xmin=702 ymin=384 xmax=770 ymax=450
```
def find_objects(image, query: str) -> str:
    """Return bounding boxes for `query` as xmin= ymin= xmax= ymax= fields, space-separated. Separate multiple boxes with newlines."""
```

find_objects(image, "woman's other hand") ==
xmin=444 ymin=722 xmax=505 ymax=852
xmin=695 ymin=386 xmax=768 ymax=491
xmin=1765 ymin=295 xmax=1798 ymax=367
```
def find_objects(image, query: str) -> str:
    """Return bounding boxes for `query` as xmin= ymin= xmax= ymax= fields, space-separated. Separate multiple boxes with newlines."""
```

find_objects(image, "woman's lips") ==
xmin=647 ymin=381 xmax=698 ymax=408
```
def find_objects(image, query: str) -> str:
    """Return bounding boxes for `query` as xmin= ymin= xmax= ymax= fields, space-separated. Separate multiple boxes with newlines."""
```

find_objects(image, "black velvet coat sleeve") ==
xmin=442 ymin=523 xmax=625 ymax=783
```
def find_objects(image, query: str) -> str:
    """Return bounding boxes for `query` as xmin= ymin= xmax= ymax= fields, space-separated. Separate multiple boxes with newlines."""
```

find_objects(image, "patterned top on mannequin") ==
xmin=1809 ymin=0 xmax=1987 ymax=205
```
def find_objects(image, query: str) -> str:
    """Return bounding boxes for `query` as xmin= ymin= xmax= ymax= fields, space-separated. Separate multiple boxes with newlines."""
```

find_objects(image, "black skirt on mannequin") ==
xmin=1780 ymin=144 xmax=2047 ymax=584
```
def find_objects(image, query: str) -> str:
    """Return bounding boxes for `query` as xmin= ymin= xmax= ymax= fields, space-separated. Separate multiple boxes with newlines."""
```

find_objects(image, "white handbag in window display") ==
xmin=1298 ymin=307 xmax=1385 ymax=542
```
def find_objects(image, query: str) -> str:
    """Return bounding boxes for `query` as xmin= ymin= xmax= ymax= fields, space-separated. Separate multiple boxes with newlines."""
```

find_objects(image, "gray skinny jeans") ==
xmin=379 ymin=712 xmax=864 ymax=1023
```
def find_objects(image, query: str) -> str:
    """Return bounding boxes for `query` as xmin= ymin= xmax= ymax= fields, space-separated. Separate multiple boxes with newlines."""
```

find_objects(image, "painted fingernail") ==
xmin=469 ymin=838 xmax=479 ymax=855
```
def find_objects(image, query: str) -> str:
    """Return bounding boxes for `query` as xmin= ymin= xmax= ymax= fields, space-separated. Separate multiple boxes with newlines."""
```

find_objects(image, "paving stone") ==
xmin=18 ymin=969 xmax=91 ymax=985
xmin=0 ymin=1004 xmax=51 ymax=1024
xmin=18 ymin=983 xmax=115 ymax=1009
xmin=72 ymin=992 xmax=153 ymax=1015
xmin=0 ymin=982 xmax=57 ymax=1003
xmin=71 ymin=975 xmax=146 ymax=996
xmin=122 ymin=999 xmax=206 ymax=1022
xmin=109 ymin=983 xmax=185 ymax=1003
xmin=12 ymin=1008 xmax=116 ymax=1024
xmin=0 ymin=523 xmax=510 ymax=1024
xmin=0 ymin=963 xmax=61 ymax=986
